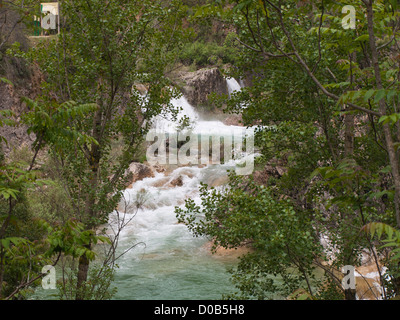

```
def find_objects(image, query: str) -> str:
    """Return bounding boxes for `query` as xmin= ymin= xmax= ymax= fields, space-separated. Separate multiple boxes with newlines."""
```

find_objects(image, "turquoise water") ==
xmin=33 ymin=78 xmax=247 ymax=301
xmin=110 ymin=165 xmax=241 ymax=300
xmin=108 ymin=80 xmax=247 ymax=300
xmin=112 ymin=237 xmax=238 ymax=300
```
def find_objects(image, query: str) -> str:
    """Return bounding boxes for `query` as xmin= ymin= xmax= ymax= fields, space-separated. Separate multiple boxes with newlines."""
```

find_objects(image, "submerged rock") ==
xmin=169 ymin=175 xmax=184 ymax=187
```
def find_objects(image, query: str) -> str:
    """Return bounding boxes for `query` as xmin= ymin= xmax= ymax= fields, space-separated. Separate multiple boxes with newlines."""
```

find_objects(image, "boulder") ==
xmin=209 ymin=175 xmax=229 ymax=187
xmin=169 ymin=175 xmax=183 ymax=187
xmin=252 ymin=164 xmax=288 ymax=185
xmin=177 ymin=67 xmax=229 ymax=107
xmin=223 ymin=114 xmax=243 ymax=126
xmin=127 ymin=162 xmax=155 ymax=185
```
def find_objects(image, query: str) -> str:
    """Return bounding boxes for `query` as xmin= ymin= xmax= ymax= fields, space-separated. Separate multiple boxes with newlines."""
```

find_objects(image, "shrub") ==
xmin=178 ymin=41 xmax=238 ymax=68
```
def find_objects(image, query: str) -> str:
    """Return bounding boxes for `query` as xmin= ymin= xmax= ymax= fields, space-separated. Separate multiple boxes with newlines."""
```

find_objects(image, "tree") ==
xmin=0 ymin=87 xmax=111 ymax=299
xmin=179 ymin=0 xmax=400 ymax=299
xmin=228 ymin=0 xmax=400 ymax=227
xmin=176 ymin=177 xmax=323 ymax=299
xmin=14 ymin=0 xmax=188 ymax=299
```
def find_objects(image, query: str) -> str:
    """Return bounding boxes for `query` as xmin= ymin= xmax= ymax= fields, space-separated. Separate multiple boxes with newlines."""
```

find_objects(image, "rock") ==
xmin=318 ymin=261 xmax=385 ymax=300
xmin=151 ymin=164 xmax=166 ymax=174
xmin=223 ymin=114 xmax=243 ymax=126
xmin=176 ymin=67 xmax=229 ymax=107
xmin=0 ymin=61 xmax=44 ymax=155
xmin=169 ymin=175 xmax=183 ymax=187
xmin=127 ymin=162 xmax=155 ymax=185
xmin=355 ymin=276 xmax=382 ymax=300
xmin=354 ymin=263 xmax=384 ymax=300
xmin=178 ymin=168 xmax=195 ymax=179
xmin=265 ymin=164 xmax=287 ymax=178
xmin=202 ymin=240 xmax=253 ymax=260
xmin=133 ymin=83 xmax=148 ymax=95
xmin=251 ymin=163 xmax=288 ymax=186
xmin=150 ymin=177 xmax=170 ymax=188
xmin=209 ymin=175 xmax=229 ymax=187
xmin=252 ymin=170 xmax=269 ymax=186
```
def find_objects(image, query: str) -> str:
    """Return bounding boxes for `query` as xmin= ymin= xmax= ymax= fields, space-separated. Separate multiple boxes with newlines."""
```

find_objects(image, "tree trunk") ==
xmin=366 ymin=1 xmax=400 ymax=229
xmin=344 ymin=52 xmax=356 ymax=158
xmin=75 ymin=108 xmax=103 ymax=300
xmin=365 ymin=0 xmax=400 ymax=298
xmin=344 ymin=111 xmax=354 ymax=158
xmin=76 ymin=249 xmax=90 ymax=300
xmin=344 ymin=288 xmax=357 ymax=300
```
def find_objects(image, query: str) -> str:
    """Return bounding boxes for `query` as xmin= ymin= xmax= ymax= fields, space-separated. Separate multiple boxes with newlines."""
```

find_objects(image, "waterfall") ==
xmin=226 ymin=77 xmax=242 ymax=97
xmin=171 ymin=95 xmax=200 ymax=123
xmin=152 ymin=94 xmax=200 ymax=133
xmin=111 ymin=79 xmax=255 ymax=300
xmin=226 ymin=77 xmax=249 ymax=111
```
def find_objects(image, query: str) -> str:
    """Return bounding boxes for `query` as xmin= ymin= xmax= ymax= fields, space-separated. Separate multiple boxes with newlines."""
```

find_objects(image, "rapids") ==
xmin=111 ymin=78 xmax=251 ymax=299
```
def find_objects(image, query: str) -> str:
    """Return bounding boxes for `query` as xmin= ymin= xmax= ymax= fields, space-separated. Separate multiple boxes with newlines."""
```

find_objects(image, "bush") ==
xmin=178 ymin=41 xmax=238 ymax=68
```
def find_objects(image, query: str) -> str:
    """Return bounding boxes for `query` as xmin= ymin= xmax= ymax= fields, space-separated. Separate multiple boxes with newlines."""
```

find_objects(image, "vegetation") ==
xmin=0 ymin=0 xmax=186 ymax=300
xmin=1 ymin=0 xmax=400 ymax=301
xmin=178 ymin=40 xmax=239 ymax=69
xmin=176 ymin=0 xmax=400 ymax=300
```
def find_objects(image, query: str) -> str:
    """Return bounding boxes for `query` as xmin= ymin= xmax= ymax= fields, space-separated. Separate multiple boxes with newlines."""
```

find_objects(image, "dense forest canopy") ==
xmin=1 ymin=0 xmax=400 ymax=301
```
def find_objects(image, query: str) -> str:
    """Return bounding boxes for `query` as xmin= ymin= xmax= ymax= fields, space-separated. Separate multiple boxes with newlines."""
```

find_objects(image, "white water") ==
xmin=226 ymin=77 xmax=242 ymax=97
xmin=112 ymin=78 xmax=250 ymax=300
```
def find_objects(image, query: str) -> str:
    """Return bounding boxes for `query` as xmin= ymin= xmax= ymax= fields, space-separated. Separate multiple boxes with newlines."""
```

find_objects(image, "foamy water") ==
xmin=111 ymin=78 xmax=249 ymax=300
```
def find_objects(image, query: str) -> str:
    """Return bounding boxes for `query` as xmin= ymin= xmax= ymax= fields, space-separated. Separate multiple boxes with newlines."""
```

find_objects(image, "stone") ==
xmin=176 ymin=67 xmax=229 ymax=108
xmin=127 ymin=162 xmax=155 ymax=185
xmin=202 ymin=240 xmax=253 ymax=260
xmin=169 ymin=175 xmax=183 ymax=187
xmin=151 ymin=164 xmax=166 ymax=173
xmin=222 ymin=114 xmax=243 ymax=126
xmin=209 ymin=175 xmax=229 ymax=187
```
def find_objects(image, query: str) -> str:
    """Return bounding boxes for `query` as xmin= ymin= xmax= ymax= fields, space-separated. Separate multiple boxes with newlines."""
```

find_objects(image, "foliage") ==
xmin=3 ymin=0 xmax=400 ymax=301
xmin=362 ymin=222 xmax=400 ymax=297
xmin=56 ymin=262 xmax=117 ymax=300
xmin=176 ymin=174 xmax=323 ymax=299
xmin=174 ymin=0 xmax=400 ymax=300
xmin=5 ymin=0 xmax=189 ymax=299
xmin=178 ymin=40 xmax=239 ymax=68
xmin=1 ymin=0 xmax=190 ymax=298
xmin=38 ymin=218 xmax=111 ymax=262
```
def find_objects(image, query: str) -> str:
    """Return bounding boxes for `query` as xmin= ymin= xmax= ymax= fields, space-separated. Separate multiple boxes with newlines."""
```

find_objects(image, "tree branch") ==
xmin=5 ymin=252 xmax=62 ymax=300
xmin=261 ymin=0 xmax=381 ymax=117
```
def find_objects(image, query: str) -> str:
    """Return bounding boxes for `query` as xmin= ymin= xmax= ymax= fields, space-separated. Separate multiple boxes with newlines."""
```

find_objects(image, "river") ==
xmin=31 ymin=78 xmax=251 ymax=300
xmin=111 ymin=78 xmax=251 ymax=300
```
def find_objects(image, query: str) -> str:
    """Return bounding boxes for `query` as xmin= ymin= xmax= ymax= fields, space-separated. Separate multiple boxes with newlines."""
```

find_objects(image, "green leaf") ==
xmin=234 ymin=0 xmax=252 ymax=12
xmin=362 ymin=222 xmax=400 ymax=242
xmin=374 ymin=89 xmax=386 ymax=104
xmin=0 ymin=238 xmax=11 ymax=249
xmin=364 ymin=89 xmax=375 ymax=101
xmin=390 ymin=114 xmax=399 ymax=124
xmin=378 ymin=115 xmax=389 ymax=124
xmin=0 ymin=77 xmax=13 ymax=86
xmin=387 ymin=90 xmax=398 ymax=101
xmin=354 ymin=34 xmax=369 ymax=42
